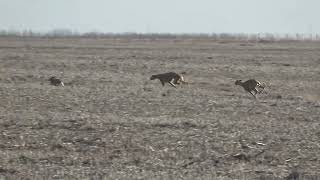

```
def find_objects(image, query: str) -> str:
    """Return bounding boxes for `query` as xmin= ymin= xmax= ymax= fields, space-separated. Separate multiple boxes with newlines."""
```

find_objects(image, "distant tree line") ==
xmin=0 ymin=29 xmax=319 ymax=41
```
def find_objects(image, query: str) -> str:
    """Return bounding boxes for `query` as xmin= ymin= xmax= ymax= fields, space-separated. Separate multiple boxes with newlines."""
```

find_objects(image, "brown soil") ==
xmin=0 ymin=37 xmax=319 ymax=179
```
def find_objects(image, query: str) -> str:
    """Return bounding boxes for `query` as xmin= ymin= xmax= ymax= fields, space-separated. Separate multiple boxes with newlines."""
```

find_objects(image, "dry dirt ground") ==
xmin=0 ymin=37 xmax=319 ymax=180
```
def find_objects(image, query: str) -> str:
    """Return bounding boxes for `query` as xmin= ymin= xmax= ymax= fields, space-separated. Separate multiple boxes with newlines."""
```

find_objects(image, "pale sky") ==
xmin=0 ymin=0 xmax=319 ymax=34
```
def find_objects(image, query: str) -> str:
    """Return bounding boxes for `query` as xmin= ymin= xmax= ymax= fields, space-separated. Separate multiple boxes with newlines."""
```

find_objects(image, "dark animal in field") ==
xmin=150 ymin=72 xmax=188 ymax=88
xmin=49 ymin=76 xmax=64 ymax=86
xmin=235 ymin=79 xmax=265 ymax=98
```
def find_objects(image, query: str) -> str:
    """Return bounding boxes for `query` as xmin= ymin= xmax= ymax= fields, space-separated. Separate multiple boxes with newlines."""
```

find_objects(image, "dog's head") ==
xmin=235 ymin=80 xmax=242 ymax=85
xmin=150 ymin=75 xmax=156 ymax=80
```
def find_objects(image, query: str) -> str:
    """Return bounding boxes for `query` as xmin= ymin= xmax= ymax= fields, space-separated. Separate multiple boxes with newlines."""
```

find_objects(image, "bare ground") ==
xmin=0 ymin=37 xmax=319 ymax=180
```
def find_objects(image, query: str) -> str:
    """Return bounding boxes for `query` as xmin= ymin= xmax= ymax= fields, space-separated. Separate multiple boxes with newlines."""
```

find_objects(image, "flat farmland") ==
xmin=0 ymin=37 xmax=319 ymax=179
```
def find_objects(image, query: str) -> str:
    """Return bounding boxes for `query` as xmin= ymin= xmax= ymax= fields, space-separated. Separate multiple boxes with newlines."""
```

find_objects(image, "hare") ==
xmin=49 ymin=76 xmax=64 ymax=86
